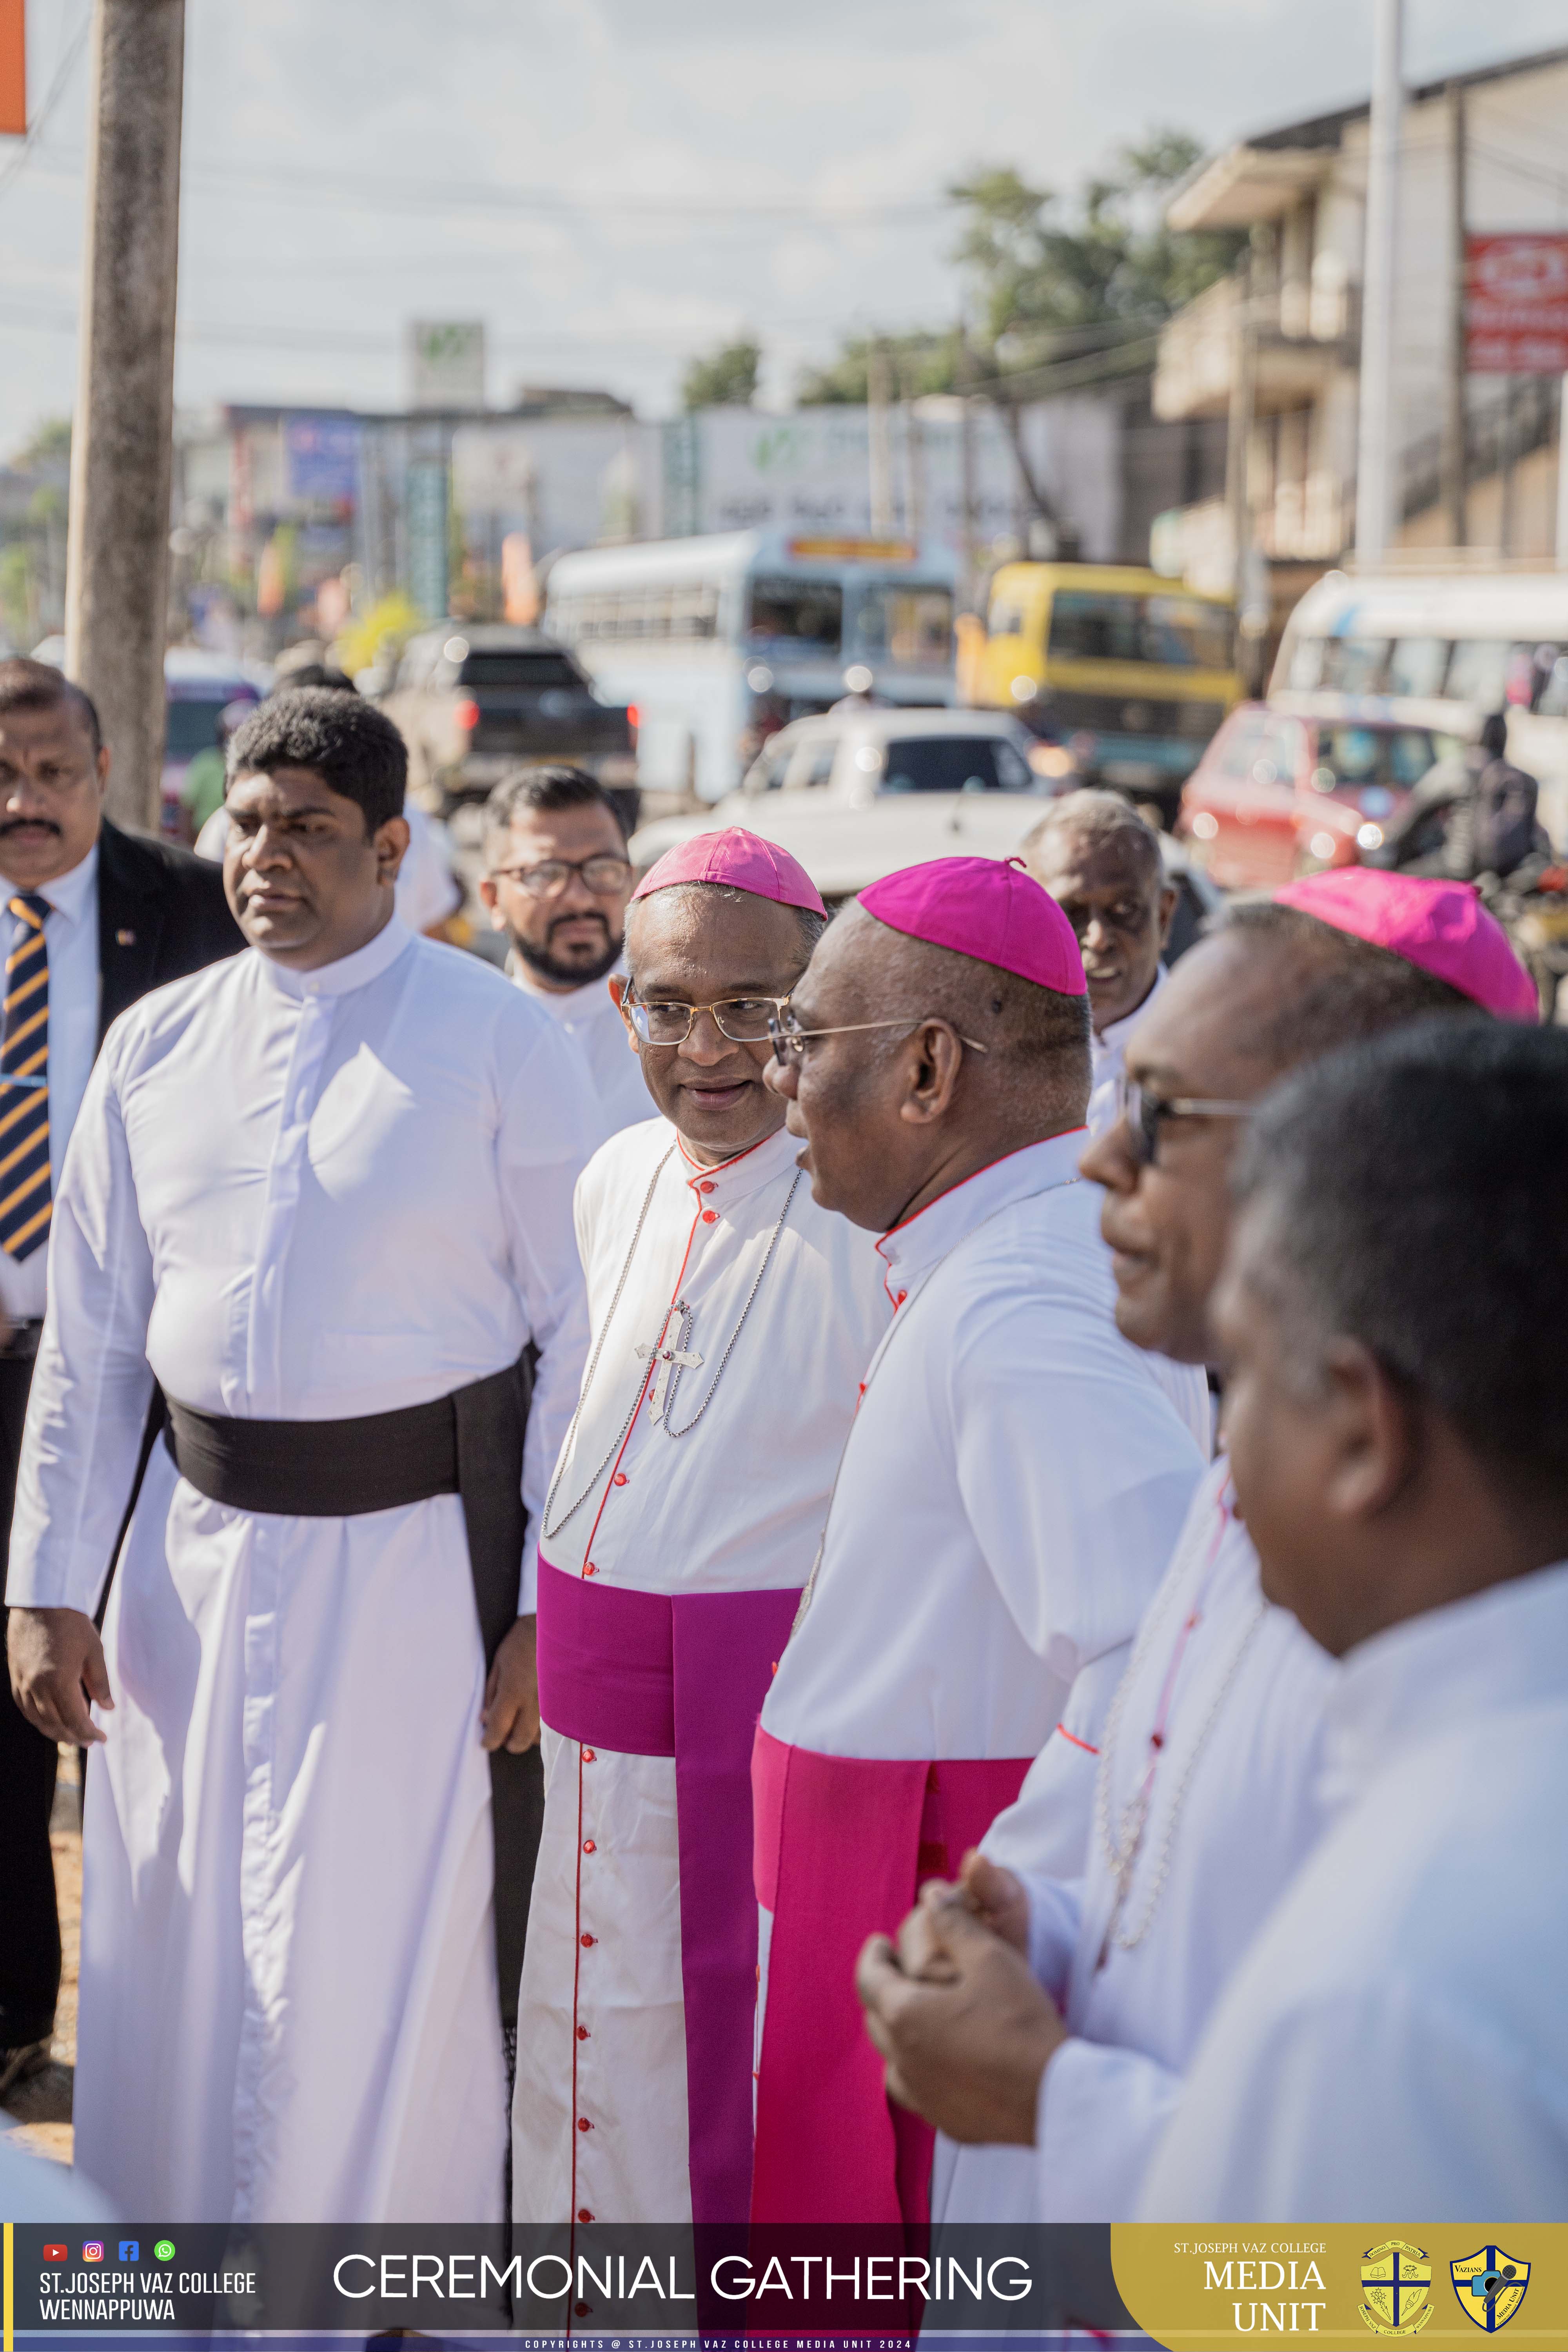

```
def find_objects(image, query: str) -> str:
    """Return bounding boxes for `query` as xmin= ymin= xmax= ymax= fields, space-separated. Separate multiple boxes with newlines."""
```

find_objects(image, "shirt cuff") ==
xmin=1036 ymin=2035 xmax=1185 ymax=2223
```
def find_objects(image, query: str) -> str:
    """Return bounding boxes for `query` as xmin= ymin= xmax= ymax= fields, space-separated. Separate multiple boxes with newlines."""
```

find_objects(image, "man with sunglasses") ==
xmin=479 ymin=766 xmax=651 ymax=1132
xmin=852 ymin=869 xmax=1535 ymax=2226
xmin=510 ymin=827 xmax=889 ymax=2234
xmin=749 ymin=855 xmax=1207 ymax=2243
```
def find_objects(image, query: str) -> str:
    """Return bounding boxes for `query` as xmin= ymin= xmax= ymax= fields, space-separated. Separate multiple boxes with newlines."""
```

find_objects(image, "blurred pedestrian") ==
xmin=479 ymin=766 xmax=650 ymax=1132
xmin=180 ymin=697 xmax=254 ymax=841
xmin=0 ymin=658 xmax=238 ymax=2113
xmin=1019 ymin=791 xmax=1176 ymax=1136
xmin=1139 ymin=1020 xmax=1568 ymax=2221
xmin=853 ymin=869 xmax=1533 ymax=2223
xmin=511 ymin=830 xmax=888 ymax=2230
xmin=750 ymin=857 xmax=1205 ymax=2231
xmin=6 ymin=690 xmax=598 ymax=2222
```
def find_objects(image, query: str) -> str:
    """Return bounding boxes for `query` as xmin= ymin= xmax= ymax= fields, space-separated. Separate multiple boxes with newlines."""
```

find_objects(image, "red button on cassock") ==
xmin=583 ymin=1838 xmax=596 ymax=1853
xmin=584 ymin=1561 xmax=598 ymax=1577
xmin=701 ymin=1209 xmax=717 ymax=1223
xmin=582 ymin=1747 xmax=597 ymax=1761
xmin=577 ymin=2116 xmax=593 ymax=2132
xmin=698 ymin=1180 xmax=715 ymax=1193
xmin=576 ymin=2024 xmax=590 ymax=2041
xmin=575 ymin=2303 xmax=592 ymax=2317
xmin=613 ymin=1471 xmax=628 ymax=1486
xmin=577 ymin=2208 xmax=594 ymax=2223
xmin=580 ymin=1933 xmax=596 ymax=1947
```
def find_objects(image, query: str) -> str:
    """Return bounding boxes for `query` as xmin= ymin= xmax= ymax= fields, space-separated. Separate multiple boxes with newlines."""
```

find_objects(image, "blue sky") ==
xmin=0 ymin=0 xmax=1564 ymax=455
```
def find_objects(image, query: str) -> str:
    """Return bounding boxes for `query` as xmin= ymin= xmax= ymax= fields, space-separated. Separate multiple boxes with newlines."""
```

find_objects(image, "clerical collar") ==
xmin=876 ymin=1129 xmax=1085 ymax=1307
xmin=673 ymin=1121 xmax=800 ymax=1210
xmin=1322 ymin=1554 xmax=1568 ymax=1803
xmin=254 ymin=912 xmax=415 ymax=1001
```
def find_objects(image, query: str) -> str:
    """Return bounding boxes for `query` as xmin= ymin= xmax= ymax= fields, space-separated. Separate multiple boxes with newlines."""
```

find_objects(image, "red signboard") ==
xmin=0 ymin=0 xmax=25 ymax=136
xmin=1466 ymin=232 xmax=1568 ymax=374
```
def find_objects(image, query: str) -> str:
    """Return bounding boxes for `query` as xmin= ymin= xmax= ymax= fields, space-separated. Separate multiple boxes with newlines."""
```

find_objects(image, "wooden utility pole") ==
xmin=1442 ymin=79 xmax=1468 ymax=546
xmin=64 ymin=0 xmax=186 ymax=833
xmin=1355 ymin=0 xmax=1403 ymax=564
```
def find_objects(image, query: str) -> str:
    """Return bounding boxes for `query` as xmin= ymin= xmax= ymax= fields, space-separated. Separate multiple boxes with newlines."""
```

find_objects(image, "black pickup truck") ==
xmin=383 ymin=623 xmax=638 ymax=826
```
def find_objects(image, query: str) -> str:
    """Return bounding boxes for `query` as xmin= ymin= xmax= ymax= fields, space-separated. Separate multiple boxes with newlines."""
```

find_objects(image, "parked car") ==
xmin=1176 ymin=702 xmax=1464 ymax=891
xmin=631 ymin=707 xmax=1083 ymax=902
xmin=380 ymin=623 xmax=638 ymax=822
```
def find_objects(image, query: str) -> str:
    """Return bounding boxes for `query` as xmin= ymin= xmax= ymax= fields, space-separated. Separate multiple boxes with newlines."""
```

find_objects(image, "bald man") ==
xmin=1020 ymin=792 xmax=1176 ymax=1136
xmin=751 ymin=857 xmax=1204 ymax=2235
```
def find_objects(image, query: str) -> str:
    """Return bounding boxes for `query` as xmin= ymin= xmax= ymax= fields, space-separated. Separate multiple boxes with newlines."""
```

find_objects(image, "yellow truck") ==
xmin=960 ymin=563 xmax=1240 ymax=824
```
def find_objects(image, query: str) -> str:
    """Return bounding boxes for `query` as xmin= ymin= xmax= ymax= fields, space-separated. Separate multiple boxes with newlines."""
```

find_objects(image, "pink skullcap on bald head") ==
xmin=631 ymin=826 xmax=826 ymax=916
xmin=859 ymin=856 xmax=1087 ymax=995
xmin=1273 ymin=867 xmax=1537 ymax=1023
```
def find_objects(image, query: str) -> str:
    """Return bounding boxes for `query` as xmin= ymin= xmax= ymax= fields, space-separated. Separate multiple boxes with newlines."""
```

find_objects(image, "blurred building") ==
xmin=1149 ymin=39 xmax=1568 ymax=646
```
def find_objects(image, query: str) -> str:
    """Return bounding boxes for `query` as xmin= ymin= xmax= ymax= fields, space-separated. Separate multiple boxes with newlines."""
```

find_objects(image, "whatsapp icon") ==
xmin=154 ymin=2241 xmax=175 ymax=2262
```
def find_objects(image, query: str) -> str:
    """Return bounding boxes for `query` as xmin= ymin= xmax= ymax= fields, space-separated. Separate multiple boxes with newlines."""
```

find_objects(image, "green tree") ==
xmin=681 ymin=337 xmax=762 ymax=411
xmin=795 ymin=328 xmax=964 ymax=407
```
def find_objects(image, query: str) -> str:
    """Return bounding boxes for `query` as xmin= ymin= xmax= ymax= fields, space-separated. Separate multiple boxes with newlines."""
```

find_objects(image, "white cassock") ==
xmin=1087 ymin=964 xmax=1167 ymax=1138
xmin=5 ymin=917 xmax=598 ymax=2224
xmin=751 ymin=1132 xmax=1207 ymax=2225
xmin=933 ymin=1457 xmax=1338 ymax=2224
xmin=508 ymin=953 xmax=652 ymax=1134
xmin=1140 ymin=1556 xmax=1568 ymax=2223
xmin=513 ymin=1118 xmax=889 ymax=2227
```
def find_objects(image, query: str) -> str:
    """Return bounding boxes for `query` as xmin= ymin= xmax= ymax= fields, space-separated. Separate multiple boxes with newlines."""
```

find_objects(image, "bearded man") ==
xmin=512 ymin=828 xmax=888 ymax=2230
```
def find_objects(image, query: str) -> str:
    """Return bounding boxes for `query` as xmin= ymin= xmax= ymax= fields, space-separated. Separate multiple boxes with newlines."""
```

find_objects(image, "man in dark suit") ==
xmin=0 ymin=657 xmax=240 ymax=2107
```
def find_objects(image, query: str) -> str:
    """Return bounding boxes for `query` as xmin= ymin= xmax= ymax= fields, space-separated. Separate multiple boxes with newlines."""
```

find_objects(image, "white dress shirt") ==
xmin=1138 ymin=1557 xmax=1568 ymax=2223
xmin=5 ymin=918 xmax=600 ymax=2226
xmin=1087 ymin=963 xmax=1167 ymax=1140
xmin=0 ymin=840 xmax=99 ymax=1321
xmin=508 ymin=952 xmax=652 ymax=1135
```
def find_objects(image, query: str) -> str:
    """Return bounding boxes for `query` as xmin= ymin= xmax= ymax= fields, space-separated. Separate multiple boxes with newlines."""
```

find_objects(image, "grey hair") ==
xmin=1019 ymin=789 xmax=1164 ymax=888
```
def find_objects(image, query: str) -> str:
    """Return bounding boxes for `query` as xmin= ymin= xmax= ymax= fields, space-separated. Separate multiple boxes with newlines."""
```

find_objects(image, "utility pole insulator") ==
xmin=64 ymin=0 xmax=186 ymax=835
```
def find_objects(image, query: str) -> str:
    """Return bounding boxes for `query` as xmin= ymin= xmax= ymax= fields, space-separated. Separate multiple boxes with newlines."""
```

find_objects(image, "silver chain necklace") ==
xmin=543 ymin=1146 xmax=801 ymax=1543
xmin=1092 ymin=1505 xmax=1267 ymax=1955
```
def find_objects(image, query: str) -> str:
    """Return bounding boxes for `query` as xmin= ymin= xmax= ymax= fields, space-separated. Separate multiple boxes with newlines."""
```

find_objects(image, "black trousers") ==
xmin=0 ymin=1351 xmax=60 ymax=2051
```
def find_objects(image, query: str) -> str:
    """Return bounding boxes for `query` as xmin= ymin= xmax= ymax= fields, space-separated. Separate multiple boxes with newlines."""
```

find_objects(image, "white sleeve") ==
xmin=5 ymin=1045 xmax=157 ymax=1615
xmin=1037 ymin=2037 xmax=1185 ymax=2221
xmin=495 ymin=1017 xmax=602 ymax=1613
xmin=952 ymin=1292 xmax=1203 ymax=1674
xmin=1137 ymin=1977 xmax=1565 ymax=2223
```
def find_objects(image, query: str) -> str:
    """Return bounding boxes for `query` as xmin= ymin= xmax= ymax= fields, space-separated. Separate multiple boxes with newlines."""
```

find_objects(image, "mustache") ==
xmin=546 ymin=911 xmax=609 ymax=943
xmin=0 ymin=817 xmax=61 ymax=836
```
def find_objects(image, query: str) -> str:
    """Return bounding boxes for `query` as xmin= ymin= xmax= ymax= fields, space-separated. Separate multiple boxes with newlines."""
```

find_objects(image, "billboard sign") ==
xmin=407 ymin=320 xmax=486 ymax=411
xmin=283 ymin=415 xmax=361 ymax=510
xmin=1466 ymin=234 xmax=1568 ymax=374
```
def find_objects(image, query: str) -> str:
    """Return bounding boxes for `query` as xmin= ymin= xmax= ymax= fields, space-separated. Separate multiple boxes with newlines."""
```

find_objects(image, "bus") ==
xmin=1272 ymin=568 xmax=1568 ymax=848
xmin=544 ymin=530 xmax=956 ymax=802
xmin=961 ymin=562 xmax=1240 ymax=824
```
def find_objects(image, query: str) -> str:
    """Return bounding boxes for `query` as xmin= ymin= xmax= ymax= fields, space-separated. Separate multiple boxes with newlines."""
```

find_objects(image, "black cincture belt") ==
xmin=162 ymin=1352 xmax=543 ymax=2043
xmin=165 ymin=1385 xmax=472 ymax=1520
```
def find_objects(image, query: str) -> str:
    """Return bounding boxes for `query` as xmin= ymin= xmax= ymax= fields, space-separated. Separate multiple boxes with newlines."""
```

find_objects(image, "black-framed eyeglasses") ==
xmin=623 ymin=989 xmax=793 ymax=1047
xmin=766 ymin=1005 xmax=990 ymax=1063
xmin=1122 ymin=1076 xmax=1253 ymax=1168
xmin=489 ymin=853 xmax=633 ymax=900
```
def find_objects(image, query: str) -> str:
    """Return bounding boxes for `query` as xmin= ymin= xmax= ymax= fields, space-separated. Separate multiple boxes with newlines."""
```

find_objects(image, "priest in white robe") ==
xmin=1141 ymin=1019 xmax=1568 ymax=2221
xmin=751 ymin=855 xmax=1206 ymax=2232
xmin=852 ymin=869 xmax=1536 ymax=2222
xmin=5 ymin=690 xmax=599 ymax=2225
xmin=512 ymin=828 xmax=889 ymax=2231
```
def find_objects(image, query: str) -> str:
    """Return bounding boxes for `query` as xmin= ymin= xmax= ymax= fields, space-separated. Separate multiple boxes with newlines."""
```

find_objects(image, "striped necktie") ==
xmin=0 ymin=891 xmax=53 ymax=1260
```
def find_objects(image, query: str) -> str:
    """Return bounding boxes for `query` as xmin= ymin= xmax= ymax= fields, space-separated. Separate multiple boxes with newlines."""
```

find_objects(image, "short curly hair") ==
xmin=227 ymin=688 xmax=408 ymax=833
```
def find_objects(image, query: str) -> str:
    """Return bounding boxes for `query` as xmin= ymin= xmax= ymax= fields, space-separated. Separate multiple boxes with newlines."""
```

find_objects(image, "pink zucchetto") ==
xmin=631 ymin=827 xmax=826 ymax=917
xmin=1272 ymin=868 xmax=1538 ymax=1024
xmin=859 ymin=856 xmax=1087 ymax=996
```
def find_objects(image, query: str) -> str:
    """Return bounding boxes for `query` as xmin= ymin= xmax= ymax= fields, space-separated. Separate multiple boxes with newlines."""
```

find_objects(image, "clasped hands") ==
xmin=854 ymin=1849 xmax=1068 ymax=2147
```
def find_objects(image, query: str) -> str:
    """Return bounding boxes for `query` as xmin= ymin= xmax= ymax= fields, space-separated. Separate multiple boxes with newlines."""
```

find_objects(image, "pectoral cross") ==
xmin=635 ymin=1301 xmax=704 ymax=1424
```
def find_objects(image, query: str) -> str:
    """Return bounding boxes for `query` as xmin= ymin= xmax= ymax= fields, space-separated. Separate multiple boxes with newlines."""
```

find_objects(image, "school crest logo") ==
xmin=1450 ymin=2247 xmax=1530 ymax=2332
xmin=1360 ymin=2241 xmax=1432 ymax=2336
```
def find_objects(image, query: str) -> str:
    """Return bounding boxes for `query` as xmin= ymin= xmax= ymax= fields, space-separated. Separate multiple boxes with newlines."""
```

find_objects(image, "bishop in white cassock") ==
xmin=512 ymin=828 xmax=889 ymax=2231
xmin=752 ymin=857 xmax=1205 ymax=2230
xmin=5 ymin=693 xmax=599 ymax=2224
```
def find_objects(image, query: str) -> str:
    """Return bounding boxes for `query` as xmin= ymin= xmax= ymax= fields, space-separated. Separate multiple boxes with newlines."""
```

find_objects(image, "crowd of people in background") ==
xmin=2 ymin=652 xmax=1564 ymax=2246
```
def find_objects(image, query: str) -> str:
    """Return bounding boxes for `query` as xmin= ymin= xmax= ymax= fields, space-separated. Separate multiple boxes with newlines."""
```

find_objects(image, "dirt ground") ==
xmin=1 ymin=1745 xmax=79 ymax=2166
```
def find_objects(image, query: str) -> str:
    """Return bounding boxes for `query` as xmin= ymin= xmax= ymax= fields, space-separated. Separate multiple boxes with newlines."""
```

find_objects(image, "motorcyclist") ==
xmin=1375 ymin=711 xmax=1547 ymax=881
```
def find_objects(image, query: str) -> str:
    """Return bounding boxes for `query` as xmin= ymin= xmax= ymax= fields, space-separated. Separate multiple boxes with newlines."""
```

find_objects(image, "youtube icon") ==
xmin=42 ymin=2246 xmax=67 ymax=2264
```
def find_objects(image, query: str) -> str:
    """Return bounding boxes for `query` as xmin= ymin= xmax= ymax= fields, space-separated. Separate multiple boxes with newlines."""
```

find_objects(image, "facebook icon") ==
xmin=119 ymin=2242 xmax=139 ymax=2262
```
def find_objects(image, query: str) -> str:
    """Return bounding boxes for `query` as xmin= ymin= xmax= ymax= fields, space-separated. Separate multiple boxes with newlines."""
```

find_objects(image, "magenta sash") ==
xmin=536 ymin=1559 xmax=802 ymax=2227
xmin=750 ymin=1726 xmax=1031 ymax=2229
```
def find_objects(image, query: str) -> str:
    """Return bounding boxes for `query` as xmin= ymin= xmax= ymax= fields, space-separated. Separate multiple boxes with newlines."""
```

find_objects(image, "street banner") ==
xmin=0 ymin=0 xmax=24 ymax=136
xmin=1465 ymin=233 xmax=1568 ymax=374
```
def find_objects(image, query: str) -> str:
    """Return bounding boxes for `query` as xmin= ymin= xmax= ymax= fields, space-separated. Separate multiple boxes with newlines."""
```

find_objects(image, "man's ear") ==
xmin=95 ymin=744 xmax=111 ymax=797
xmin=1320 ymin=1338 xmax=1418 ymax=1523
xmin=1156 ymin=883 xmax=1179 ymax=950
xmin=477 ymin=873 xmax=502 ymax=927
xmin=898 ymin=1020 xmax=967 ymax=1127
xmin=374 ymin=813 xmax=410 ymax=886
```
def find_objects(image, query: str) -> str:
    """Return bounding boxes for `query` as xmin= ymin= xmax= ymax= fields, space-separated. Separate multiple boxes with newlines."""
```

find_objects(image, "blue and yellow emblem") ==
xmin=1450 ymin=2247 xmax=1530 ymax=2332
xmin=1360 ymin=2241 xmax=1432 ymax=2336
